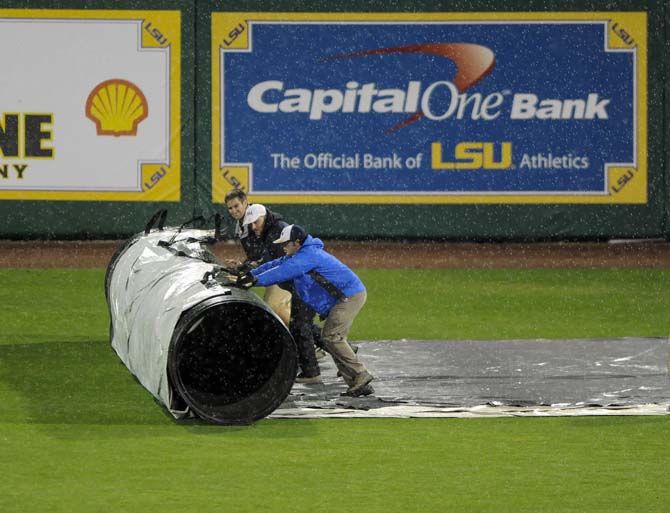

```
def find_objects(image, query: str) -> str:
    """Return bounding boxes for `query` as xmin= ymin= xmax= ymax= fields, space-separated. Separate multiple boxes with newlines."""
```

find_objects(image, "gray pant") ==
xmin=321 ymin=291 xmax=368 ymax=386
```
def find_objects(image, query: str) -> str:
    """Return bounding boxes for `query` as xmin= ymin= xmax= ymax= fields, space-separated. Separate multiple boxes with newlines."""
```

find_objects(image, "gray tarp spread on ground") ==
xmin=272 ymin=338 xmax=670 ymax=418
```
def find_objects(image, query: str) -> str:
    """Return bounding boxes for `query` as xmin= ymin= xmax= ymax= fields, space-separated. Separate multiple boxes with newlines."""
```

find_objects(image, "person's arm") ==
xmin=254 ymin=256 xmax=285 ymax=275
xmin=251 ymin=252 xmax=314 ymax=287
xmin=235 ymin=256 xmax=284 ymax=288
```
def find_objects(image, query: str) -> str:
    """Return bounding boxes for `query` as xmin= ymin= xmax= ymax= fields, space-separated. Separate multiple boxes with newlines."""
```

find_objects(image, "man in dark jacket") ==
xmin=242 ymin=203 xmax=286 ymax=263
xmin=224 ymin=190 xmax=292 ymax=325
xmin=244 ymin=224 xmax=374 ymax=397
xmin=225 ymin=191 xmax=283 ymax=272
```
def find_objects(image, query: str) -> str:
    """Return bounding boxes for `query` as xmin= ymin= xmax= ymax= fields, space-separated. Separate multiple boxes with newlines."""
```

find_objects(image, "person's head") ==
xmin=224 ymin=189 xmax=248 ymax=221
xmin=242 ymin=204 xmax=267 ymax=236
xmin=273 ymin=224 xmax=308 ymax=256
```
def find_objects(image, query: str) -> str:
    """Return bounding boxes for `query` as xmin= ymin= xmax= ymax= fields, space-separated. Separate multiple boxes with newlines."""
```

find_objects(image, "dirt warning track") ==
xmin=1 ymin=239 xmax=669 ymax=269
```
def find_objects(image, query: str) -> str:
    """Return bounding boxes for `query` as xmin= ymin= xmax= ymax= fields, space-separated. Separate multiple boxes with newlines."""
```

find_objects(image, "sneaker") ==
xmin=340 ymin=383 xmax=375 ymax=397
xmin=315 ymin=348 xmax=328 ymax=360
xmin=295 ymin=373 xmax=322 ymax=385
xmin=344 ymin=371 xmax=373 ymax=396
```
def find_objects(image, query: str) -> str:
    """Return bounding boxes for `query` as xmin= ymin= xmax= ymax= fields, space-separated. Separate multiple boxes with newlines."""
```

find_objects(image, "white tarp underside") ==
xmin=108 ymin=229 xmax=228 ymax=416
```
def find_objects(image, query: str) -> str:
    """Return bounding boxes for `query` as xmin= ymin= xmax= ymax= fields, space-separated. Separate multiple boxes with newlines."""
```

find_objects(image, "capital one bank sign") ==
xmin=212 ymin=12 xmax=646 ymax=204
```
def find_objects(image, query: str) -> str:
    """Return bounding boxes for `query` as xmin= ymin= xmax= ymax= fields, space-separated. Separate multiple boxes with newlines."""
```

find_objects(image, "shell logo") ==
xmin=85 ymin=79 xmax=148 ymax=136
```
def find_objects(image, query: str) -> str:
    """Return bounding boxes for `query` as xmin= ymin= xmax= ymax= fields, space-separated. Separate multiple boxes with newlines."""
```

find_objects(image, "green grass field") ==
xmin=1 ymin=267 xmax=669 ymax=513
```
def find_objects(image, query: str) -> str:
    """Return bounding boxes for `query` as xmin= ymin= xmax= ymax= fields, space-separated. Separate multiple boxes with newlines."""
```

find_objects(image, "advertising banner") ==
xmin=0 ymin=9 xmax=181 ymax=201
xmin=212 ymin=12 xmax=646 ymax=204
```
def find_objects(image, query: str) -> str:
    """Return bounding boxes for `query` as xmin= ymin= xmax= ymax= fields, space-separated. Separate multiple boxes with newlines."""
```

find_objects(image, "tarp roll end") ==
xmin=106 ymin=228 xmax=297 ymax=425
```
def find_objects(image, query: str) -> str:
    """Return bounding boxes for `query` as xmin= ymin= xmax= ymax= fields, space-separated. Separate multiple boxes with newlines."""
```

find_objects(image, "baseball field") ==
xmin=1 ymin=241 xmax=670 ymax=512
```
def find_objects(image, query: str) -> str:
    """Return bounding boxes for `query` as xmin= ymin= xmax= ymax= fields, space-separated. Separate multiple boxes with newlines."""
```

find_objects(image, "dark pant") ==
xmin=289 ymin=293 xmax=321 ymax=377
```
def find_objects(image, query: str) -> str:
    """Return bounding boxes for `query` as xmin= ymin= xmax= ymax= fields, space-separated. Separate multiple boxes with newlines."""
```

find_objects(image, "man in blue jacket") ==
xmin=240 ymin=224 xmax=374 ymax=397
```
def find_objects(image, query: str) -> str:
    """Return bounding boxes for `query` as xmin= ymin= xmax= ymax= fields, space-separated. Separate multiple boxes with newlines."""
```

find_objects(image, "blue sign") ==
xmin=213 ymin=13 xmax=646 ymax=204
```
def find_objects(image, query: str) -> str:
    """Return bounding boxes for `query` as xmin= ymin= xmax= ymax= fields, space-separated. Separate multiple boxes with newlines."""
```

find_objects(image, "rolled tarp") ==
xmin=106 ymin=227 xmax=297 ymax=425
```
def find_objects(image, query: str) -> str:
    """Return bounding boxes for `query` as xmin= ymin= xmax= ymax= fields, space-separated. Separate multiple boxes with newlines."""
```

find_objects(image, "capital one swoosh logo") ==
xmin=247 ymin=42 xmax=496 ymax=133
xmin=321 ymin=43 xmax=496 ymax=132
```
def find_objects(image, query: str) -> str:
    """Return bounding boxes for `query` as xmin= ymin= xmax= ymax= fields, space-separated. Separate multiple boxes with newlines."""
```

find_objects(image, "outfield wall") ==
xmin=0 ymin=0 xmax=666 ymax=240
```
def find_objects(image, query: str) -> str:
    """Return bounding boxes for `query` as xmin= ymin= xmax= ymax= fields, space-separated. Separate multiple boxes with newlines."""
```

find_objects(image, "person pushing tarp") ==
xmin=237 ymin=224 xmax=375 ymax=397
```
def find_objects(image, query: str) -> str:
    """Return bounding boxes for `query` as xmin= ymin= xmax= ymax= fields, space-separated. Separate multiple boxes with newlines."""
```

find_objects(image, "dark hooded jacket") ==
xmin=234 ymin=206 xmax=287 ymax=271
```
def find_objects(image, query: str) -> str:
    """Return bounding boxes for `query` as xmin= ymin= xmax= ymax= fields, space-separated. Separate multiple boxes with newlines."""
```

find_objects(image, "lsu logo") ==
xmin=432 ymin=142 xmax=513 ymax=170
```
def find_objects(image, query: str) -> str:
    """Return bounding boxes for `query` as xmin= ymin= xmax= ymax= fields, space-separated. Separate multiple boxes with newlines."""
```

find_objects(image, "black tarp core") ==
xmin=169 ymin=297 xmax=297 ymax=425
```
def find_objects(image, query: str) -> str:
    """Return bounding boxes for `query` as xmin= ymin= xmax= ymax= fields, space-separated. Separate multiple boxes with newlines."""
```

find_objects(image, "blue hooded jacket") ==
xmin=251 ymin=235 xmax=365 ymax=316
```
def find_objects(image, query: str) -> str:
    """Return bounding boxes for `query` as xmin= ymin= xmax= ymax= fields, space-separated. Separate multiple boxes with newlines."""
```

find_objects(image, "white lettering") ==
xmin=309 ymin=89 xmax=344 ymax=120
xmin=510 ymin=94 xmax=537 ymax=119
xmin=279 ymin=89 xmax=311 ymax=113
xmin=404 ymin=81 xmax=421 ymax=112
xmin=247 ymin=80 xmax=283 ymax=113
xmin=246 ymin=81 xmax=610 ymax=122
xmin=420 ymin=81 xmax=459 ymax=121
xmin=372 ymin=89 xmax=406 ymax=113
xmin=584 ymin=94 xmax=610 ymax=119
xmin=511 ymin=93 xmax=610 ymax=120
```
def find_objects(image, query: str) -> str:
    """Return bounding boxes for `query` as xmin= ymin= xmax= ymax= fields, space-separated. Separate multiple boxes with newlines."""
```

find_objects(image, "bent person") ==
xmin=240 ymin=224 xmax=374 ymax=397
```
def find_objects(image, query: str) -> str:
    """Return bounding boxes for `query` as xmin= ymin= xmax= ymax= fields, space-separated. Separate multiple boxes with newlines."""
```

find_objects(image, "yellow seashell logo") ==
xmin=86 ymin=79 xmax=148 ymax=136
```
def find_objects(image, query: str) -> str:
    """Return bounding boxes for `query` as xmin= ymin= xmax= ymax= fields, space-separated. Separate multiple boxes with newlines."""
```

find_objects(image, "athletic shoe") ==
xmin=344 ymin=371 xmax=373 ymax=396
xmin=315 ymin=348 xmax=328 ymax=360
xmin=295 ymin=373 xmax=322 ymax=385
xmin=340 ymin=384 xmax=375 ymax=397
